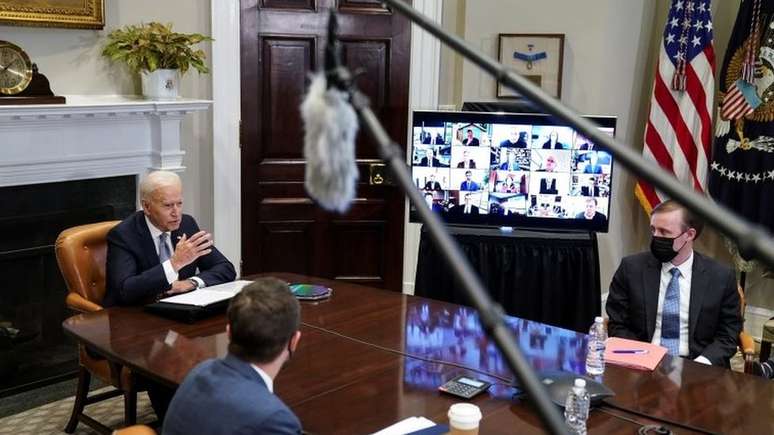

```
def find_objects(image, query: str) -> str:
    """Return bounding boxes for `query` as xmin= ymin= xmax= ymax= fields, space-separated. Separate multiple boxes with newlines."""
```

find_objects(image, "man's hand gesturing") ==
xmin=170 ymin=230 xmax=213 ymax=271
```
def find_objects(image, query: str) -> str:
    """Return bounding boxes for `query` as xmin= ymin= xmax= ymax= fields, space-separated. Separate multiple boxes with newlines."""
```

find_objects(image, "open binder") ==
xmin=145 ymin=280 xmax=252 ymax=323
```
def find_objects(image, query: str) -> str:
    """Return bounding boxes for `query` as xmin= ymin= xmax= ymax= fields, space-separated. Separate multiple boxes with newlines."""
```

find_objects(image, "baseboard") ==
xmin=403 ymin=282 xmax=415 ymax=295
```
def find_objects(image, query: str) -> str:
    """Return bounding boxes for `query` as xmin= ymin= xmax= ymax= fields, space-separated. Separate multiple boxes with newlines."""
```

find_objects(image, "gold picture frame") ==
xmin=0 ymin=0 xmax=104 ymax=30
xmin=497 ymin=33 xmax=564 ymax=99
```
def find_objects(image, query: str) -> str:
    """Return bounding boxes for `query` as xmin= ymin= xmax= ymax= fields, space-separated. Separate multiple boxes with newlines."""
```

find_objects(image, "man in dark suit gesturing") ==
xmin=105 ymin=171 xmax=235 ymax=307
xmin=163 ymin=278 xmax=303 ymax=434
xmin=606 ymin=200 xmax=741 ymax=367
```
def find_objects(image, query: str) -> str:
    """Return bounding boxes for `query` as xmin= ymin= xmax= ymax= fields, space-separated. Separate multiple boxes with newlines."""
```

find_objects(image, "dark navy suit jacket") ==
xmin=606 ymin=251 xmax=741 ymax=366
xmin=104 ymin=211 xmax=236 ymax=306
xmin=163 ymin=354 xmax=302 ymax=435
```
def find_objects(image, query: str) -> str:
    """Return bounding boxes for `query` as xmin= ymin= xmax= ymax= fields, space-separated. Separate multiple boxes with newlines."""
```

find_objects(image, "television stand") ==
xmin=414 ymin=225 xmax=600 ymax=332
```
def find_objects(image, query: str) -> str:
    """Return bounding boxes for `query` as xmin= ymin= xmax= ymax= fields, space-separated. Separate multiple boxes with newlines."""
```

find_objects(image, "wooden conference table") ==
xmin=63 ymin=273 xmax=773 ymax=434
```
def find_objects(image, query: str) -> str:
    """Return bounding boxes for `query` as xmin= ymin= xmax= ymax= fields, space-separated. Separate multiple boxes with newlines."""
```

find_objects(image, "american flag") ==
xmin=635 ymin=0 xmax=715 ymax=212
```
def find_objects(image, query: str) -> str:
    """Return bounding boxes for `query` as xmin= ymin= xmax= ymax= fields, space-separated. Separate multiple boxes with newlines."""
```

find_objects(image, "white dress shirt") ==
xmin=650 ymin=251 xmax=710 ymax=365
xmin=144 ymin=215 xmax=205 ymax=288
xmin=145 ymin=215 xmax=178 ymax=284
xmin=251 ymin=364 xmax=274 ymax=393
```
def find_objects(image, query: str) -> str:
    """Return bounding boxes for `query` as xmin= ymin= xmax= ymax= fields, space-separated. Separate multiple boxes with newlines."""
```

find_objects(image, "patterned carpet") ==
xmin=0 ymin=387 xmax=156 ymax=435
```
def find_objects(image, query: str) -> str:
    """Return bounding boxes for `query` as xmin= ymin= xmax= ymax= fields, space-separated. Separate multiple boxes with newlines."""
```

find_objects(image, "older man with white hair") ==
xmin=104 ymin=170 xmax=236 ymax=421
xmin=105 ymin=170 xmax=236 ymax=307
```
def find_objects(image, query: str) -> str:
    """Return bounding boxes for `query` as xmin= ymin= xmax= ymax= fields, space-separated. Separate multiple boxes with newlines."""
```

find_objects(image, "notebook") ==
xmin=604 ymin=337 xmax=667 ymax=371
xmin=158 ymin=280 xmax=252 ymax=306
xmin=145 ymin=280 xmax=252 ymax=323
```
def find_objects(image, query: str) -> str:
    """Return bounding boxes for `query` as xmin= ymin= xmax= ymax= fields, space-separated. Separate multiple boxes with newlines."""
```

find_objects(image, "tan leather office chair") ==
xmin=55 ymin=221 xmax=139 ymax=434
xmin=113 ymin=425 xmax=156 ymax=435
xmin=737 ymin=285 xmax=757 ymax=374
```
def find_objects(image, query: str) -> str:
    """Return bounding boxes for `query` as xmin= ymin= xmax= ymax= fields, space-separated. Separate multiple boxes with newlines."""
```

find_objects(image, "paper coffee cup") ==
xmin=448 ymin=403 xmax=482 ymax=434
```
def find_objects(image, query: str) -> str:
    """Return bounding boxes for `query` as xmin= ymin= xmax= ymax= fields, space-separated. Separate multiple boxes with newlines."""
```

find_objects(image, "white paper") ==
xmin=371 ymin=416 xmax=436 ymax=435
xmin=159 ymin=280 xmax=252 ymax=307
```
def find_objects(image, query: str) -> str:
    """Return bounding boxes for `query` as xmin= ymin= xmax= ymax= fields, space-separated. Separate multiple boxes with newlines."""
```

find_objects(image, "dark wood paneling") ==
xmin=342 ymin=40 xmax=388 ymax=111
xmin=338 ymin=0 xmax=389 ymax=14
xmin=329 ymin=220 xmax=385 ymax=284
xmin=261 ymin=0 xmax=316 ymax=10
xmin=342 ymin=39 xmax=389 ymax=159
xmin=258 ymin=222 xmax=313 ymax=275
xmin=261 ymin=37 xmax=315 ymax=160
xmin=241 ymin=0 xmax=409 ymax=291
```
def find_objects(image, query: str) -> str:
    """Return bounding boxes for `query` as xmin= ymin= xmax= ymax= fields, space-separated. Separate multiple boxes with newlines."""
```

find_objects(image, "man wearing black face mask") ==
xmin=606 ymin=200 xmax=741 ymax=367
xmin=163 ymin=278 xmax=303 ymax=434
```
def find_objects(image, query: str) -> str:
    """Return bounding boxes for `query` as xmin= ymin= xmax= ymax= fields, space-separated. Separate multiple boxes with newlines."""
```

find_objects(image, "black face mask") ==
xmin=650 ymin=234 xmax=685 ymax=263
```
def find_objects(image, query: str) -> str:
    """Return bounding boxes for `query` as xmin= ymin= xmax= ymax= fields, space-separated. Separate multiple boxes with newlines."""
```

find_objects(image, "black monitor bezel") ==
xmin=409 ymin=110 xmax=617 ymax=233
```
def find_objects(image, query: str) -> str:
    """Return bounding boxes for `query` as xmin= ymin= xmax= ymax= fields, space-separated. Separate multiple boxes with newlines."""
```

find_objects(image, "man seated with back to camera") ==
xmin=104 ymin=170 xmax=236 ymax=420
xmin=605 ymin=200 xmax=741 ymax=367
xmin=163 ymin=278 xmax=303 ymax=435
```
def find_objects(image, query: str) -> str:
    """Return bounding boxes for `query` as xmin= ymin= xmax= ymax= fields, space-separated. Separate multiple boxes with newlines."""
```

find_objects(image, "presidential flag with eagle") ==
xmin=709 ymin=0 xmax=774 ymax=240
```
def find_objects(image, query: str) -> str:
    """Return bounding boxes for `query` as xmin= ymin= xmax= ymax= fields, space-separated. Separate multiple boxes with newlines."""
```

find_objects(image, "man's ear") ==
xmin=226 ymin=323 xmax=232 ymax=341
xmin=289 ymin=330 xmax=301 ymax=352
xmin=140 ymin=199 xmax=150 ymax=215
xmin=686 ymin=227 xmax=697 ymax=241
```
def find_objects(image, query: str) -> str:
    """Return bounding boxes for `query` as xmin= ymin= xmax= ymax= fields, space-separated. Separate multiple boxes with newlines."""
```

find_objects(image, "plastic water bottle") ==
xmin=564 ymin=378 xmax=590 ymax=435
xmin=585 ymin=316 xmax=607 ymax=375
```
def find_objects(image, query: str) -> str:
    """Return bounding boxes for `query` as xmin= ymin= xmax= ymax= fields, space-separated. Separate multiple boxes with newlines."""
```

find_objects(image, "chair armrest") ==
xmin=66 ymin=292 xmax=103 ymax=313
xmin=740 ymin=331 xmax=755 ymax=355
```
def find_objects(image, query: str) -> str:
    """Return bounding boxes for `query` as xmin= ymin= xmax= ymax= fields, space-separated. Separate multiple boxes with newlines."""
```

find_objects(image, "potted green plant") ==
xmin=102 ymin=22 xmax=212 ymax=100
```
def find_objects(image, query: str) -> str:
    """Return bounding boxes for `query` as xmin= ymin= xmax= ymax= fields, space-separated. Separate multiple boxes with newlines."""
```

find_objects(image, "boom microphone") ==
xmin=300 ymin=11 xmax=359 ymax=213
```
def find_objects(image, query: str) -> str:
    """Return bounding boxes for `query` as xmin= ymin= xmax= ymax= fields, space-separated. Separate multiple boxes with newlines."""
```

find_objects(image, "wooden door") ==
xmin=240 ymin=0 xmax=410 ymax=290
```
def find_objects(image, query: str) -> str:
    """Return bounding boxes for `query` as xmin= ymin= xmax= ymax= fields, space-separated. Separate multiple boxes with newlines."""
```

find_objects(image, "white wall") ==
xmin=402 ymin=0 xmax=654 ymax=296
xmin=459 ymin=0 xmax=654 ymax=296
xmin=0 ymin=0 xmax=214 ymax=230
xmin=411 ymin=0 xmax=773 ymax=338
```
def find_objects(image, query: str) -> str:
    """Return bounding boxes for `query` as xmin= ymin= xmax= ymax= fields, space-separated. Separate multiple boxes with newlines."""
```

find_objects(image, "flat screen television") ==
xmin=409 ymin=111 xmax=617 ymax=232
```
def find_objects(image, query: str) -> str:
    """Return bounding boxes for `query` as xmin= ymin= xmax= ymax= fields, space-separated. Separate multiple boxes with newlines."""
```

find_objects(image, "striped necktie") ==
xmin=158 ymin=233 xmax=172 ymax=263
xmin=661 ymin=267 xmax=681 ymax=355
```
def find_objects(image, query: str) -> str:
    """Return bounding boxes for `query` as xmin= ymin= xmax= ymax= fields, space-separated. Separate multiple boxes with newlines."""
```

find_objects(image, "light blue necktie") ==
xmin=661 ymin=267 xmax=681 ymax=355
xmin=158 ymin=233 xmax=172 ymax=263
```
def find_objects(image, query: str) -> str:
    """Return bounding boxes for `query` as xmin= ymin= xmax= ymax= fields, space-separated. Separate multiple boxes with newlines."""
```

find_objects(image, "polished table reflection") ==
xmin=62 ymin=273 xmax=774 ymax=434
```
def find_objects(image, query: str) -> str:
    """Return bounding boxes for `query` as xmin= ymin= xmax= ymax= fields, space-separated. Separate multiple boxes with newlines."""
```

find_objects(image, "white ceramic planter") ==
xmin=141 ymin=69 xmax=180 ymax=100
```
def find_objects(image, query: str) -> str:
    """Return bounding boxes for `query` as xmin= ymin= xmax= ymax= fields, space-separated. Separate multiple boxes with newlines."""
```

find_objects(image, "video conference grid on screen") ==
xmin=411 ymin=111 xmax=616 ymax=232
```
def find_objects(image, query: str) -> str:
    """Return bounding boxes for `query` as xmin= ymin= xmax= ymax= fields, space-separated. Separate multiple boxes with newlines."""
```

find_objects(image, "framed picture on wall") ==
xmin=497 ymin=33 xmax=564 ymax=99
xmin=0 ymin=0 xmax=104 ymax=30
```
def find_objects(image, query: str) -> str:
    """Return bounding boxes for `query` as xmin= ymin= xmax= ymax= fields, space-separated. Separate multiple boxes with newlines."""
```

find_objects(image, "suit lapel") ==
xmin=643 ymin=255 xmax=661 ymax=340
xmin=689 ymin=252 xmax=707 ymax=340
xmin=135 ymin=212 xmax=159 ymax=267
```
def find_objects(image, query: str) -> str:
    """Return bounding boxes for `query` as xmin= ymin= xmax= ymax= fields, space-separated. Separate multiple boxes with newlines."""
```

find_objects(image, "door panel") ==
xmin=260 ymin=37 xmax=315 ymax=159
xmin=261 ymin=0 xmax=316 ymax=10
xmin=240 ymin=0 xmax=410 ymax=291
xmin=338 ymin=0 xmax=389 ymax=13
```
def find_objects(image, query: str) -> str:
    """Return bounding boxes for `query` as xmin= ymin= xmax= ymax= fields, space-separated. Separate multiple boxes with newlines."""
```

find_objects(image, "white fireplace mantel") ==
xmin=0 ymin=95 xmax=211 ymax=187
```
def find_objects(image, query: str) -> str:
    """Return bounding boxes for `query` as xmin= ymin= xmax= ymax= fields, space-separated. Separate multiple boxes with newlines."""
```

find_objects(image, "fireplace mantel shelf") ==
xmin=0 ymin=95 xmax=211 ymax=188
xmin=0 ymin=95 xmax=211 ymax=119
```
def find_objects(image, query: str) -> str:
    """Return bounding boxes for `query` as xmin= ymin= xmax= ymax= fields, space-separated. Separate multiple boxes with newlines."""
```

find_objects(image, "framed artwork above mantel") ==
xmin=497 ymin=33 xmax=564 ymax=99
xmin=0 ymin=0 xmax=104 ymax=30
